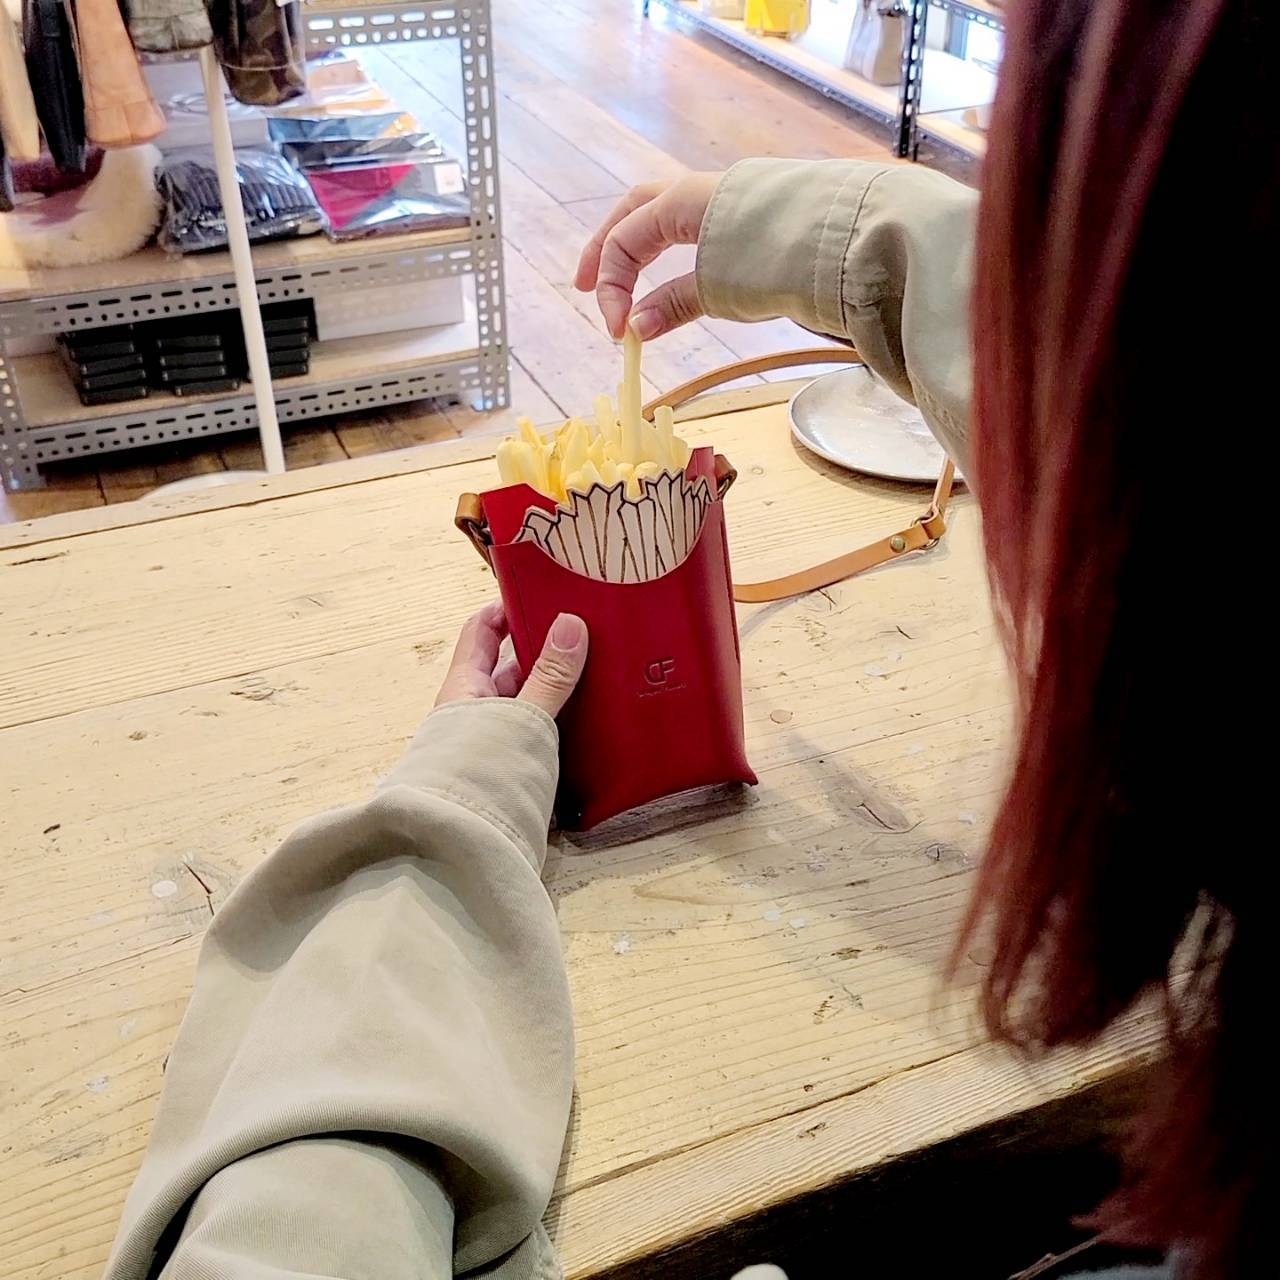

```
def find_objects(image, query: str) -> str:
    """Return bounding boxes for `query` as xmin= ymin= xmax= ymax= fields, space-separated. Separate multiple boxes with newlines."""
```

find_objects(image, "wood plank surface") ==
xmin=0 ymin=398 xmax=1155 ymax=1278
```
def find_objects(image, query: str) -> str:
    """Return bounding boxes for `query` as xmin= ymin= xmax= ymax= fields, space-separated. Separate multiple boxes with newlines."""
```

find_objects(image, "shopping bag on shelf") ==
xmin=744 ymin=0 xmax=808 ymax=38
xmin=845 ymin=0 xmax=906 ymax=86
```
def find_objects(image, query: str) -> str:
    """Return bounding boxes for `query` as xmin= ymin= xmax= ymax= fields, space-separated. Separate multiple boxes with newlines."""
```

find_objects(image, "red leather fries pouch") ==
xmin=473 ymin=448 xmax=756 ymax=829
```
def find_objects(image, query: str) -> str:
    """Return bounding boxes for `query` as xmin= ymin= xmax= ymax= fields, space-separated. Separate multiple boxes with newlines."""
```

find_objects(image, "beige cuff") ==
xmin=696 ymin=157 xmax=895 ymax=336
xmin=380 ymin=699 xmax=560 ymax=871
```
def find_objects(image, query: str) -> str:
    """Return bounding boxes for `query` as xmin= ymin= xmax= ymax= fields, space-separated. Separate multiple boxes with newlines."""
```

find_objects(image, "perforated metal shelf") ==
xmin=4 ymin=319 xmax=479 ymax=480
xmin=928 ymin=0 xmax=1004 ymax=33
xmin=14 ymin=355 xmax=480 ymax=471
xmin=304 ymin=0 xmax=474 ymax=45
xmin=0 ymin=233 xmax=475 ymax=338
xmin=1 ymin=0 xmax=508 ymax=492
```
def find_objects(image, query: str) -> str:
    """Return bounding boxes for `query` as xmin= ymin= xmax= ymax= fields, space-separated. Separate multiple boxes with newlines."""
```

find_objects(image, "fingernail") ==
xmin=630 ymin=310 xmax=661 ymax=340
xmin=550 ymin=612 xmax=587 ymax=650
xmin=602 ymin=304 xmax=626 ymax=339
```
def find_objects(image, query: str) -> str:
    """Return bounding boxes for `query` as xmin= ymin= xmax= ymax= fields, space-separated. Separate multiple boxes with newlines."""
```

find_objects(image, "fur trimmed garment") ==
xmin=0 ymin=145 xmax=163 ymax=269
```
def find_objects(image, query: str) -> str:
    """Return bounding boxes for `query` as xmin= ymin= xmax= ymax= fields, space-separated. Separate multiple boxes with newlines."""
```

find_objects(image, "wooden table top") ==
xmin=0 ymin=386 xmax=1158 ymax=1278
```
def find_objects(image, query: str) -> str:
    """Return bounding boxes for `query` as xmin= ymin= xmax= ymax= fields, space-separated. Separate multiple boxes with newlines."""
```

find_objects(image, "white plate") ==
xmin=789 ymin=365 xmax=961 ymax=484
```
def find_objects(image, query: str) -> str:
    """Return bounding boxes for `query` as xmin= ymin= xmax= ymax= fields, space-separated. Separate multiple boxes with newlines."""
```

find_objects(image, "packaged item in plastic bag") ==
xmin=157 ymin=145 xmax=324 ymax=253
xmin=302 ymin=157 xmax=470 ymax=241
xmin=304 ymin=50 xmax=369 ymax=93
xmin=152 ymin=89 xmax=270 ymax=152
xmin=279 ymin=131 xmax=440 ymax=168
xmin=280 ymin=132 xmax=466 ymax=196
xmin=267 ymin=81 xmax=399 ymax=117
xmin=266 ymin=112 xmax=417 ymax=143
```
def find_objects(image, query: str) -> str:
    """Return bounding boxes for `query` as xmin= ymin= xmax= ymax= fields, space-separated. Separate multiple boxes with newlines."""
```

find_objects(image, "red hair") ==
xmin=962 ymin=1 xmax=1276 ymax=1275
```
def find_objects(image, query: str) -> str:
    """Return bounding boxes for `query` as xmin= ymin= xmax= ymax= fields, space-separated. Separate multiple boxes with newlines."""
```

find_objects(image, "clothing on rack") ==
xmin=846 ymin=0 xmax=905 ymax=86
xmin=0 ymin=144 xmax=161 ymax=269
xmin=23 ymin=0 xmax=87 ymax=174
xmin=206 ymin=0 xmax=307 ymax=107
xmin=1 ymin=134 xmax=13 ymax=213
xmin=128 ymin=0 xmax=213 ymax=54
xmin=11 ymin=144 xmax=105 ymax=192
xmin=75 ymin=0 xmax=166 ymax=148
xmin=1 ymin=0 xmax=41 ymax=162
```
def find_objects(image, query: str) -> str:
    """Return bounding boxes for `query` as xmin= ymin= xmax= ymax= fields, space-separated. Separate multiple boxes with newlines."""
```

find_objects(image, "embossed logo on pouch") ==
xmin=639 ymin=657 xmax=686 ymax=697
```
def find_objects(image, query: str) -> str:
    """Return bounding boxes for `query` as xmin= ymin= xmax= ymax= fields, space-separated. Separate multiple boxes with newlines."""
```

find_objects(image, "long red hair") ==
xmin=962 ymin=1 xmax=1276 ymax=1275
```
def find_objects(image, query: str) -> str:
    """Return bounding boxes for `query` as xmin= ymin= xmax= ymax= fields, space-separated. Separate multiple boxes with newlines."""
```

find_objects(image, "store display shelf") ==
xmin=2 ymin=0 xmax=503 ymax=491
xmin=928 ymin=0 xmax=1004 ymax=32
xmin=650 ymin=0 xmax=901 ymax=126
xmin=920 ymin=47 xmax=996 ymax=113
xmin=931 ymin=0 xmax=998 ymax=30
xmin=918 ymin=106 xmax=988 ymax=158
xmin=651 ymin=2 xmax=997 ymax=147
xmin=0 ymin=228 xmax=475 ymax=335
xmin=7 ymin=319 xmax=480 ymax=472
xmin=304 ymin=0 xmax=481 ymax=46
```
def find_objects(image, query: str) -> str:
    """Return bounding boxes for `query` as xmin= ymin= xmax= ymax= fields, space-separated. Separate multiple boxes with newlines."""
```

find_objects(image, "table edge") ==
xmin=548 ymin=1008 xmax=1163 ymax=1278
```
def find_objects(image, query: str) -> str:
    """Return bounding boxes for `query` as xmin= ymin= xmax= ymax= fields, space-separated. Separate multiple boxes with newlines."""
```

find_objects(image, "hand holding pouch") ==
xmin=460 ymin=448 xmax=757 ymax=830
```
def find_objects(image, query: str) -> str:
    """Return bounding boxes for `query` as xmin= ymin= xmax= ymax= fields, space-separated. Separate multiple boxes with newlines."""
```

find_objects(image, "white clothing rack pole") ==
xmin=198 ymin=46 xmax=286 ymax=475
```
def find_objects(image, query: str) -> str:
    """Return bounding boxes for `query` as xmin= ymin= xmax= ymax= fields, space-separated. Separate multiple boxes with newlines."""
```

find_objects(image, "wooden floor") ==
xmin=2 ymin=0 xmax=899 ymax=524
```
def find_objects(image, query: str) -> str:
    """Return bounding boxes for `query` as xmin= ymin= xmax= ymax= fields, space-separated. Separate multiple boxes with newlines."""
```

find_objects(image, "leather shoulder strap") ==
xmin=644 ymin=349 xmax=958 ymax=604
xmin=733 ymin=460 xmax=954 ymax=602
xmin=641 ymin=347 xmax=863 ymax=417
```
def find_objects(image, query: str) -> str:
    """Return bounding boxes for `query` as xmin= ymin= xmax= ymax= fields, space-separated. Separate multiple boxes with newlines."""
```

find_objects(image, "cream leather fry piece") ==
xmin=494 ymin=336 xmax=691 ymax=505
xmin=515 ymin=473 xmax=713 ymax=584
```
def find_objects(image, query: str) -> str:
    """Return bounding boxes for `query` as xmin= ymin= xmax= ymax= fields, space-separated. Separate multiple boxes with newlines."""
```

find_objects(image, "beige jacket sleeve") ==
xmin=696 ymin=158 xmax=977 ymax=468
xmin=104 ymin=698 xmax=571 ymax=1280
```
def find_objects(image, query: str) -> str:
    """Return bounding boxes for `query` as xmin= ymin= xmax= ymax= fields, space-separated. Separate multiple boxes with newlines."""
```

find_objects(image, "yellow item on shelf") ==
xmin=744 ymin=0 xmax=808 ymax=38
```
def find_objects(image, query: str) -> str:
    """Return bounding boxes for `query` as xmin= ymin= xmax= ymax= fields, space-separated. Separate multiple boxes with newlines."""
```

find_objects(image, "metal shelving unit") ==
xmin=0 ymin=0 xmax=507 ymax=492
xmin=646 ymin=0 xmax=1003 ymax=167
xmin=646 ymin=0 xmax=901 ymax=129
xmin=898 ymin=0 xmax=1004 ymax=160
xmin=927 ymin=0 xmax=1002 ymax=28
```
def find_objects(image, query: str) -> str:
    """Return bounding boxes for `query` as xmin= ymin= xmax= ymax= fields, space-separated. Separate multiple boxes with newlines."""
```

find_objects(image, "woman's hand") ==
xmin=435 ymin=602 xmax=589 ymax=718
xmin=574 ymin=172 xmax=723 ymax=341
